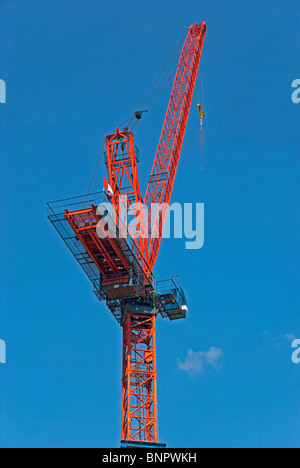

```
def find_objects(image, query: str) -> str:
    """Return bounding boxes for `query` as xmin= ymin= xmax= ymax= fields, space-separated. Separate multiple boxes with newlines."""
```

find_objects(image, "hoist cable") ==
xmin=146 ymin=66 xmax=177 ymax=112
xmin=197 ymin=66 xmax=205 ymax=171
xmin=127 ymin=66 xmax=177 ymax=132
xmin=83 ymin=139 xmax=105 ymax=207
xmin=120 ymin=31 xmax=186 ymax=130
xmin=135 ymin=31 xmax=187 ymax=111
xmin=200 ymin=66 xmax=204 ymax=108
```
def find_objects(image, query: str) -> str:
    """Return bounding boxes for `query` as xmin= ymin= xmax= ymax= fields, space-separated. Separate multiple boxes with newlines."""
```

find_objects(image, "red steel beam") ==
xmin=144 ymin=22 xmax=206 ymax=269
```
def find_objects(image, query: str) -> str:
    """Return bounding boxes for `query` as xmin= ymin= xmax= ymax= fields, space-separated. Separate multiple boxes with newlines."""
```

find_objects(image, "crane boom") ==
xmin=144 ymin=22 xmax=206 ymax=269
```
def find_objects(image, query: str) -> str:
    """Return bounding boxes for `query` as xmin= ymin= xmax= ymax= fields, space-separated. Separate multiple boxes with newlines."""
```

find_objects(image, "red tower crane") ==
xmin=48 ymin=22 xmax=206 ymax=448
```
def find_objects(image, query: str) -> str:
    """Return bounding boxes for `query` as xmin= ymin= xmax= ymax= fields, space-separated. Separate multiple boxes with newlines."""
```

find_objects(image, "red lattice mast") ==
xmin=122 ymin=314 xmax=157 ymax=443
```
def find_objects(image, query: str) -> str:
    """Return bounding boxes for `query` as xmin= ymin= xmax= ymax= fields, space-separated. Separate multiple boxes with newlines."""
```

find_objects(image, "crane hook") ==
xmin=197 ymin=103 xmax=205 ymax=119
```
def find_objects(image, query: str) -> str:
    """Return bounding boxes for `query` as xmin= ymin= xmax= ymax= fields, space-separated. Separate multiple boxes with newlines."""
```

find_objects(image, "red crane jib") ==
xmin=144 ymin=22 xmax=206 ymax=269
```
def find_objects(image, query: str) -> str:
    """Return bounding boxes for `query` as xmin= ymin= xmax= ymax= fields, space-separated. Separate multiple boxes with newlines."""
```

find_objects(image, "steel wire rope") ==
xmin=83 ymin=139 xmax=105 ymax=207
xmin=119 ymin=31 xmax=187 ymax=130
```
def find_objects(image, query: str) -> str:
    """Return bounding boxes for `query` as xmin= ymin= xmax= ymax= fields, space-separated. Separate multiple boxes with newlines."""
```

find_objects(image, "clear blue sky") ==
xmin=0 ymin=0 xmax=299 ymax=448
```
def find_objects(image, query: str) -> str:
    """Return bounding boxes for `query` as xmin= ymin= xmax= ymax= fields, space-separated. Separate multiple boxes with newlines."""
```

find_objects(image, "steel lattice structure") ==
xmin=144 ymin=22 xmax=206 ymax=269
xmin=49 ymin=22 xmax=206 ymax=448
xmin=122 ymin=314 xmax=157 ymax=443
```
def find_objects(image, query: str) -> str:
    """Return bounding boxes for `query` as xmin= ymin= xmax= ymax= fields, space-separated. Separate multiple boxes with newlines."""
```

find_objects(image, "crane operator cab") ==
xmin=156 ymin=278 xmax=188 ymax=321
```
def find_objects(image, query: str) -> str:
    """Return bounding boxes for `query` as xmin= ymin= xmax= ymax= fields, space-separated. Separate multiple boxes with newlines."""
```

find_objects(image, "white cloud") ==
xmin=178 ymin=347 xmax=223 ymax=375
xmin=263 ymin=331 xmax=298 ymax=347
xmin=285 ymin=334 xmax=296 ymax=342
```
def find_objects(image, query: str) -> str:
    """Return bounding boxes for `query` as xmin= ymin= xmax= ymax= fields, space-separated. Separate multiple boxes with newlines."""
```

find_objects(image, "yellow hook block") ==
xmin=197 ymin=104 xmax=205 ymax=118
